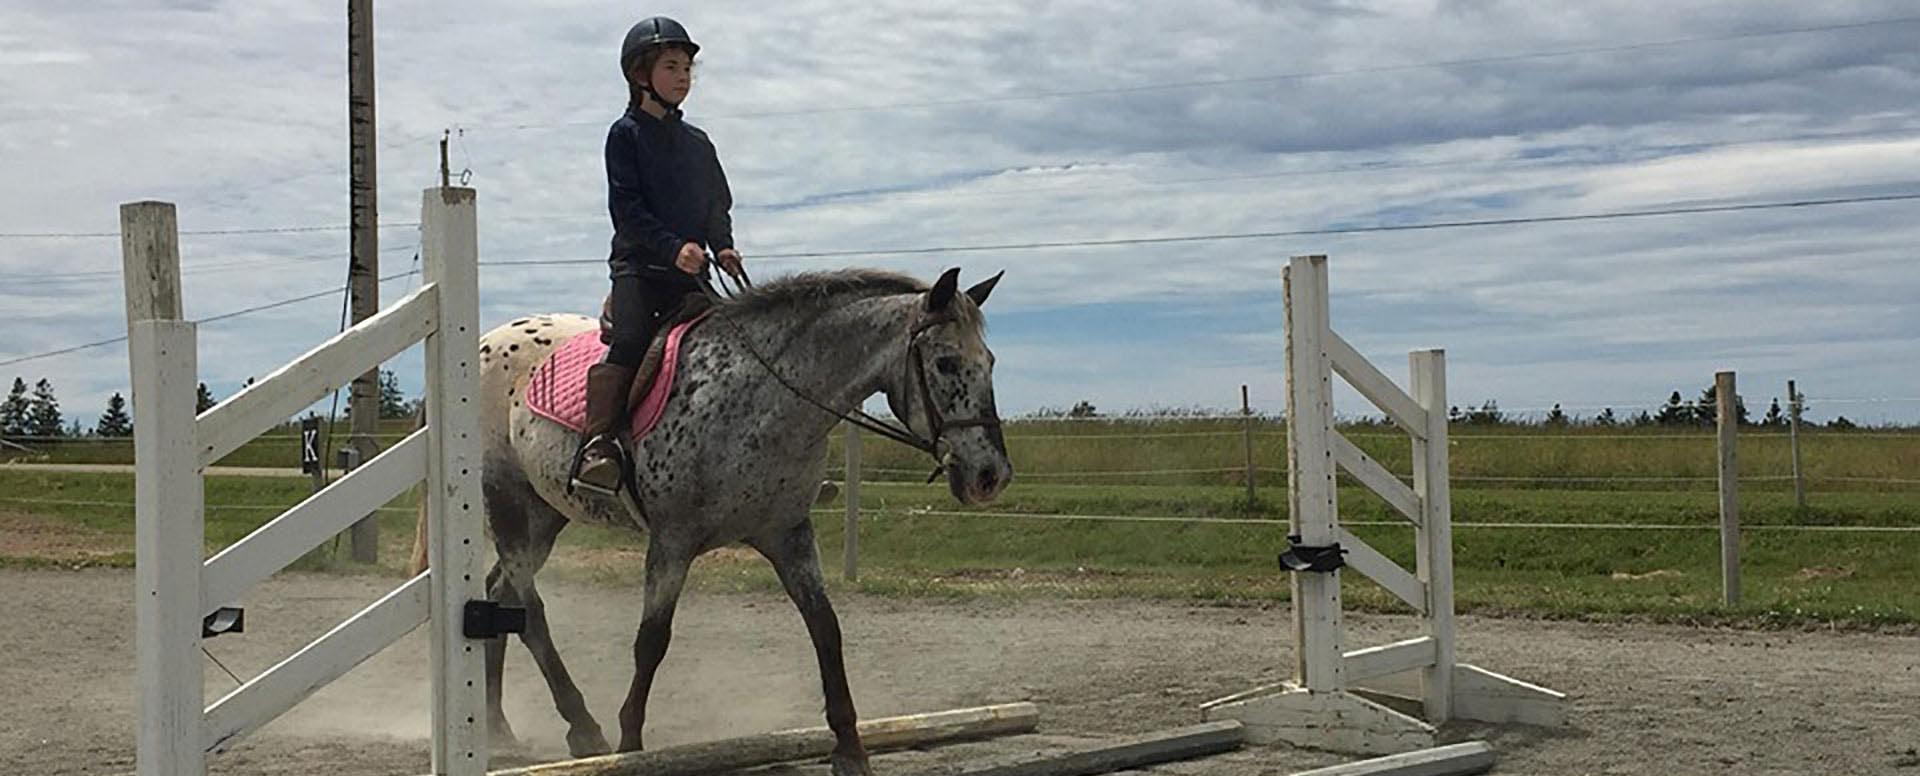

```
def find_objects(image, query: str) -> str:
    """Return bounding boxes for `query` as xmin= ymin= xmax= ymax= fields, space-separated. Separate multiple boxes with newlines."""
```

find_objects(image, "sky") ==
xmin=3 ymin=0 xmax=1918 ymax=430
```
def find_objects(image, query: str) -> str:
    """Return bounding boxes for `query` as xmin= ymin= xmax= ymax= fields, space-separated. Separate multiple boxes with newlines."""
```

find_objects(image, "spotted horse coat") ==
xmin=413 ymin=267 xmax=1012 ymax=776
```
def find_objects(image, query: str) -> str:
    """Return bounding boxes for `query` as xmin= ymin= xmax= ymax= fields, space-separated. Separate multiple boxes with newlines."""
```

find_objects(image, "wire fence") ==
xmin=5 ymin=411 xmax=1916 ymax=488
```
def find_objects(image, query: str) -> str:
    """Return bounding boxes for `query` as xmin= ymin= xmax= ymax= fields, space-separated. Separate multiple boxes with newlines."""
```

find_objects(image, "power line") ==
xmin=6 ymin=190 xmax=1914 ymax=368
xmin=0 ymin=270 xmax=417 ymax=369
xmin=0 ymin=243 xmax=419 ymax=286
xmin=469 ymin=15 xmax=1920 ymax=131
xmin=0 ymin=221 xmax=420 ymax=241
xmin=472 ymin=125 xmax=1920 ymax=223
xmin=476 ymin=190 xmax=1920 ymax=267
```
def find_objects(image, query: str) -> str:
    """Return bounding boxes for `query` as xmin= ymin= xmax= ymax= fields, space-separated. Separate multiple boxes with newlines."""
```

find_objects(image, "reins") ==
xmin=697 ymin=265 xmax=998 ymax=482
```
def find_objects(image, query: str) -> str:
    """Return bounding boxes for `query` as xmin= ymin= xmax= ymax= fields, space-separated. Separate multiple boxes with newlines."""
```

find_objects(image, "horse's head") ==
xmin=887 ymin=267 xmax=1013 ymax=505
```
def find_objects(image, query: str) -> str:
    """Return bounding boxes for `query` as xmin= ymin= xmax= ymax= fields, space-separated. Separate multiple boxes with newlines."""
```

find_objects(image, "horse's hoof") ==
xmin=830 ymin=748 xmax=874 ymax=776
xmin=568 ymin=725 xmax=612 ymax=758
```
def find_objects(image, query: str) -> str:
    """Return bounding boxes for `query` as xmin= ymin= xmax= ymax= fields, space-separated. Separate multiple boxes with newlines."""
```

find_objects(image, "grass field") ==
xmin=3 ymin=416 xmax=1916 ymax=629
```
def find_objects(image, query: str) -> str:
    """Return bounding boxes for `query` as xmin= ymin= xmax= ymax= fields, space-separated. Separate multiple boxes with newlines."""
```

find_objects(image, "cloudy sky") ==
xmin=3 ymin=0 xmax=1917 ymax=429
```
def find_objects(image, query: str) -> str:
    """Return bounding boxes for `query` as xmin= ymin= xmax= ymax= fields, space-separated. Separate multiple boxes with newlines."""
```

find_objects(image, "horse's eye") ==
xmin=936 ymin=356 xmax=962 ymax=376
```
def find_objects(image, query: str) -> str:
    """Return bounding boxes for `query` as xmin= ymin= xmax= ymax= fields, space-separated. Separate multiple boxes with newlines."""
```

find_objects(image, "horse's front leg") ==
xmin=757 ymin=521 xmax=871 ymax=776
xmin=615 ymin=535 xmax=694 ymax=752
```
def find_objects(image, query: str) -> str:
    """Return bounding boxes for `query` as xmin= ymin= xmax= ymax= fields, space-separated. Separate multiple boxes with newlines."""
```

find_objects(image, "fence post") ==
xmin=123 ymin=200 xmax=207 ymax=776
xmin=1241 ymin=384 xmax=1256 ymax=513
xmin=1716 ymin=370 xmax=1741 ymax=607
xmin=1788 ymin=379 xmax=1805 ymax=512
xmin=844 ymin=423 xmax=861 ymax=582
xmin=1410 ymin=349 xmax=1454 ymax=722
xmin=421 ymin=185 xmax=487 ymax=774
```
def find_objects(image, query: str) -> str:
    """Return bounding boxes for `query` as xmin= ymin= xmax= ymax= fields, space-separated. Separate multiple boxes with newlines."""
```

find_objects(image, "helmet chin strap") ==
xmin=640 ymin=82 xmax=681 ymax=112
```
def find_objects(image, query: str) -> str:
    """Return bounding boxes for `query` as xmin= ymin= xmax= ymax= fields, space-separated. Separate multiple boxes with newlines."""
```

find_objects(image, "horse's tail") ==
xmin=406 ymin=405 xmax=431 ymax=576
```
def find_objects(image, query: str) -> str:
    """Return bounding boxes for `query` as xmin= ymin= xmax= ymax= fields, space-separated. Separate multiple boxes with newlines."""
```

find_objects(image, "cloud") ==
xmin=2 ymin=0 xmax=1918 ymax=428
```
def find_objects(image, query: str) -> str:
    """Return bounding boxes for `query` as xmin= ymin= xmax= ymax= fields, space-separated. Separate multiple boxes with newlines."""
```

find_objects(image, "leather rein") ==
xmin=701 ymin=266 xmax=1001 ymax=482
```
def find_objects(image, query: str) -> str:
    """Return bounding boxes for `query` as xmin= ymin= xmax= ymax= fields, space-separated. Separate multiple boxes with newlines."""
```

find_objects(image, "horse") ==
xmin=410 ymin=266 xmax=1012 ymax=776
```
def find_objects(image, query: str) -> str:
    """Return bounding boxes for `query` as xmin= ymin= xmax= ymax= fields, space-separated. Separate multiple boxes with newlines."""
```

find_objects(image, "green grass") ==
xmin=15 ymin=417 xmax=1917 ymax=490
xmin=5 ymin=465 xmax=1916 ymax=629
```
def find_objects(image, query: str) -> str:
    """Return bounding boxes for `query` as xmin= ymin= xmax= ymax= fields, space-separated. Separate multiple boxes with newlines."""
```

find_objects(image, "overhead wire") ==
xmin=475 ymin=190 xmax=1920 ymax=267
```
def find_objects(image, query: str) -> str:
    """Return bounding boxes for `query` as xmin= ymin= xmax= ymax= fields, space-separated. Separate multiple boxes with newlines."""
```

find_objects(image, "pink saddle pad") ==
xmin=524 ymin=314 xmax=706 ymax=441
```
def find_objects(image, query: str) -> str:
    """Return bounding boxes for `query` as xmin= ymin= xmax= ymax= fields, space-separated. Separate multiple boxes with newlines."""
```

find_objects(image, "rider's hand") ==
xmin=674 ymin=242 xmax=707 ymax=275
xmin=715 ymin=248 xmax=744 ymax=279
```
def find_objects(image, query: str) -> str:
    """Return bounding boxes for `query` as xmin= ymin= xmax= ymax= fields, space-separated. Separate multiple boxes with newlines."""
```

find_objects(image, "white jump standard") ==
xmin=124 ymin=187 xmax=495 ymax=776
xmin=1202 ymin=255 xmax=1566 ymax=756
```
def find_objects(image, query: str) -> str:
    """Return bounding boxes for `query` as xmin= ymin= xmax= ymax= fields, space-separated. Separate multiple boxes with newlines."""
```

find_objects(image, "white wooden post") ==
xmin=125 ymin=201 xmax=207 ymax=776
xmin=1716 ymin=370 xmax=1740 ymax=607
xmin=844 ymin=423 xmax=862 ymax=582
xmin=1410 ymin=349 xmax=1454 ymax=723
xmin=422 ymin=186 xmax=488 ymax=774
xmin=1283 ymin=255 xmax=1341 ymax=693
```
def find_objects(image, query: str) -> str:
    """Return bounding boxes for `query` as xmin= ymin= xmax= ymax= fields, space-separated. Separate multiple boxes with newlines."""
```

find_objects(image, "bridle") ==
xmin=702 ymin=266 xmax=1001 ymax=482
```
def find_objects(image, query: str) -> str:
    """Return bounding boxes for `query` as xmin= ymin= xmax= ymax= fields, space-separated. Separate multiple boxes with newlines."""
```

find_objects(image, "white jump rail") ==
xmin=1202 ymin=255 xmax=1565 ymax=756
xmin=124 ymin=187 xmax=489 ymax=776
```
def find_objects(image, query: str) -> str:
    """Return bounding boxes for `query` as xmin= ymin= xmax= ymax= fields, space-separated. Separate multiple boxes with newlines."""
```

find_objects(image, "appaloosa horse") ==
xmin=413 ymin=267 xmax=1011 ymax=775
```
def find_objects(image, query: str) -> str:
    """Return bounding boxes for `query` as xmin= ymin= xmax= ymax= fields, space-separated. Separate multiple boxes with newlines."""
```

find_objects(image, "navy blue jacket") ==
xmin=605 ymin=105 xmax=733 ymax=278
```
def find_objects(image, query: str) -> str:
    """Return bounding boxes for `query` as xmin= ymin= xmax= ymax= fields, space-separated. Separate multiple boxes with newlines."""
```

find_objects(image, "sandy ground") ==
xmin=3 ymin=567 xmax=1917 ymax=776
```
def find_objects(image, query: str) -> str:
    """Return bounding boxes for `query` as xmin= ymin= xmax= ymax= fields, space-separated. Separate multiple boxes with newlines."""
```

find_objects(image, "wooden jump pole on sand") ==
xmin=483 ymin=703 xmax=1039 ymax=776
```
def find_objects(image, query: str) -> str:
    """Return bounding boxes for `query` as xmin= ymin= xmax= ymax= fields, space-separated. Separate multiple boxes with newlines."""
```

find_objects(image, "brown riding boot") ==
xmin=570 ymin=362 xmax=638 ymax=496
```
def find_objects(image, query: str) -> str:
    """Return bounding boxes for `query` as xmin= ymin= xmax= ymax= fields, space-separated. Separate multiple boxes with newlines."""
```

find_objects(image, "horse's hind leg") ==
xmin=487 ymin=477 xmax=612 ymax=757
xmin=754 ymin=520 xmax=871 ymax=776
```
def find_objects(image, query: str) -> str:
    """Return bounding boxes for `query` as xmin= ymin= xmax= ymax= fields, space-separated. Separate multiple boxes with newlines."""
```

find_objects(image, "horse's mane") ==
xmin=723 ymin=268 xmax=983 ymax=329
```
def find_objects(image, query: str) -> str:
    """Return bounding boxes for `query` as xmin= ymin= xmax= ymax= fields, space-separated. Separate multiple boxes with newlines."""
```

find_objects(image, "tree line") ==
xmin=1035 ymin=382 xmax=1879 ymax=430
xmin=2 ymin=370 xmax=419 ymax=440
xmin=1445 ymin=382 xmax=1866 ymax=428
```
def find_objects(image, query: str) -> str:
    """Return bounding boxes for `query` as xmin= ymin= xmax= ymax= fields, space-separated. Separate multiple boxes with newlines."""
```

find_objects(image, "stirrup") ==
xmin=567 ymin=434 xmax=628 ymax=497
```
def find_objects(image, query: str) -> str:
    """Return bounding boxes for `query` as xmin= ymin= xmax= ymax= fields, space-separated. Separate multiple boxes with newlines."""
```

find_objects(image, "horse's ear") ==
xmin=965 ymin=270 xmax=1004 ymax=307
xmin=927 ymin=267 xmax=961 ymax=312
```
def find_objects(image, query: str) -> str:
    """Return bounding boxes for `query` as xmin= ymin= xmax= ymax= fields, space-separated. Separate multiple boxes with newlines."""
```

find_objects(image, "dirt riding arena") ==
xmin=5 ymin=567 xmax=1916 ymax=775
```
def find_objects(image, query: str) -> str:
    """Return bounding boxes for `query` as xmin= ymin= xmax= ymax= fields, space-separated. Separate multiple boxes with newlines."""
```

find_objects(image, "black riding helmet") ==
xmin=621 ymin=16 xmax=699 ymax=109
xmin=620 ymin=16 xmax=699 ymax=78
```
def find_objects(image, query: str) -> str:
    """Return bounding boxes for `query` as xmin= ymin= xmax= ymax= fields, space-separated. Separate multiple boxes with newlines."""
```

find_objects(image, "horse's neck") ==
xmin=727 ymin=293 xmax=914 ymax=436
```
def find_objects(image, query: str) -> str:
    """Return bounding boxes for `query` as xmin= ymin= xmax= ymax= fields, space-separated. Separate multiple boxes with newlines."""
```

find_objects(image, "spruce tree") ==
xmin=0 ymin=378 xmax=28 ymax=437
xmin=197 ymin=382 xmax=217 ymax=414
xmin=1654 ymin=391 xmax=1689 ymax=426
xmin=28 ymin=378 xmax=63 ymax=437
xmin=378 ymin=369 xmax=410 ymax=418
xmin=1763 ymin=399 xmax=1786 ymax=428
xmin=97 ymin=392 xmax=133 ymax=437
xmin=1545 ymin=403 xmax=1569 ymax=428
xmin=1695 ymin=383 xmax=1750 ymax=426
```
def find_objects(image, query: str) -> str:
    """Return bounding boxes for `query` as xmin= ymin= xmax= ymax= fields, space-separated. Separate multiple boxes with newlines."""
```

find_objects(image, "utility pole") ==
xmin=346 ymin=0 xmax=380 ymax=564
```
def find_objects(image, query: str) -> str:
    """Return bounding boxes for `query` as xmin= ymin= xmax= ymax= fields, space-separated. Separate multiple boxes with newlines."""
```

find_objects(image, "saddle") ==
xmin=602 ymin=290 xmax=715 ymax=413
xmin=524 ymin=291 xmax=715 ymax=441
